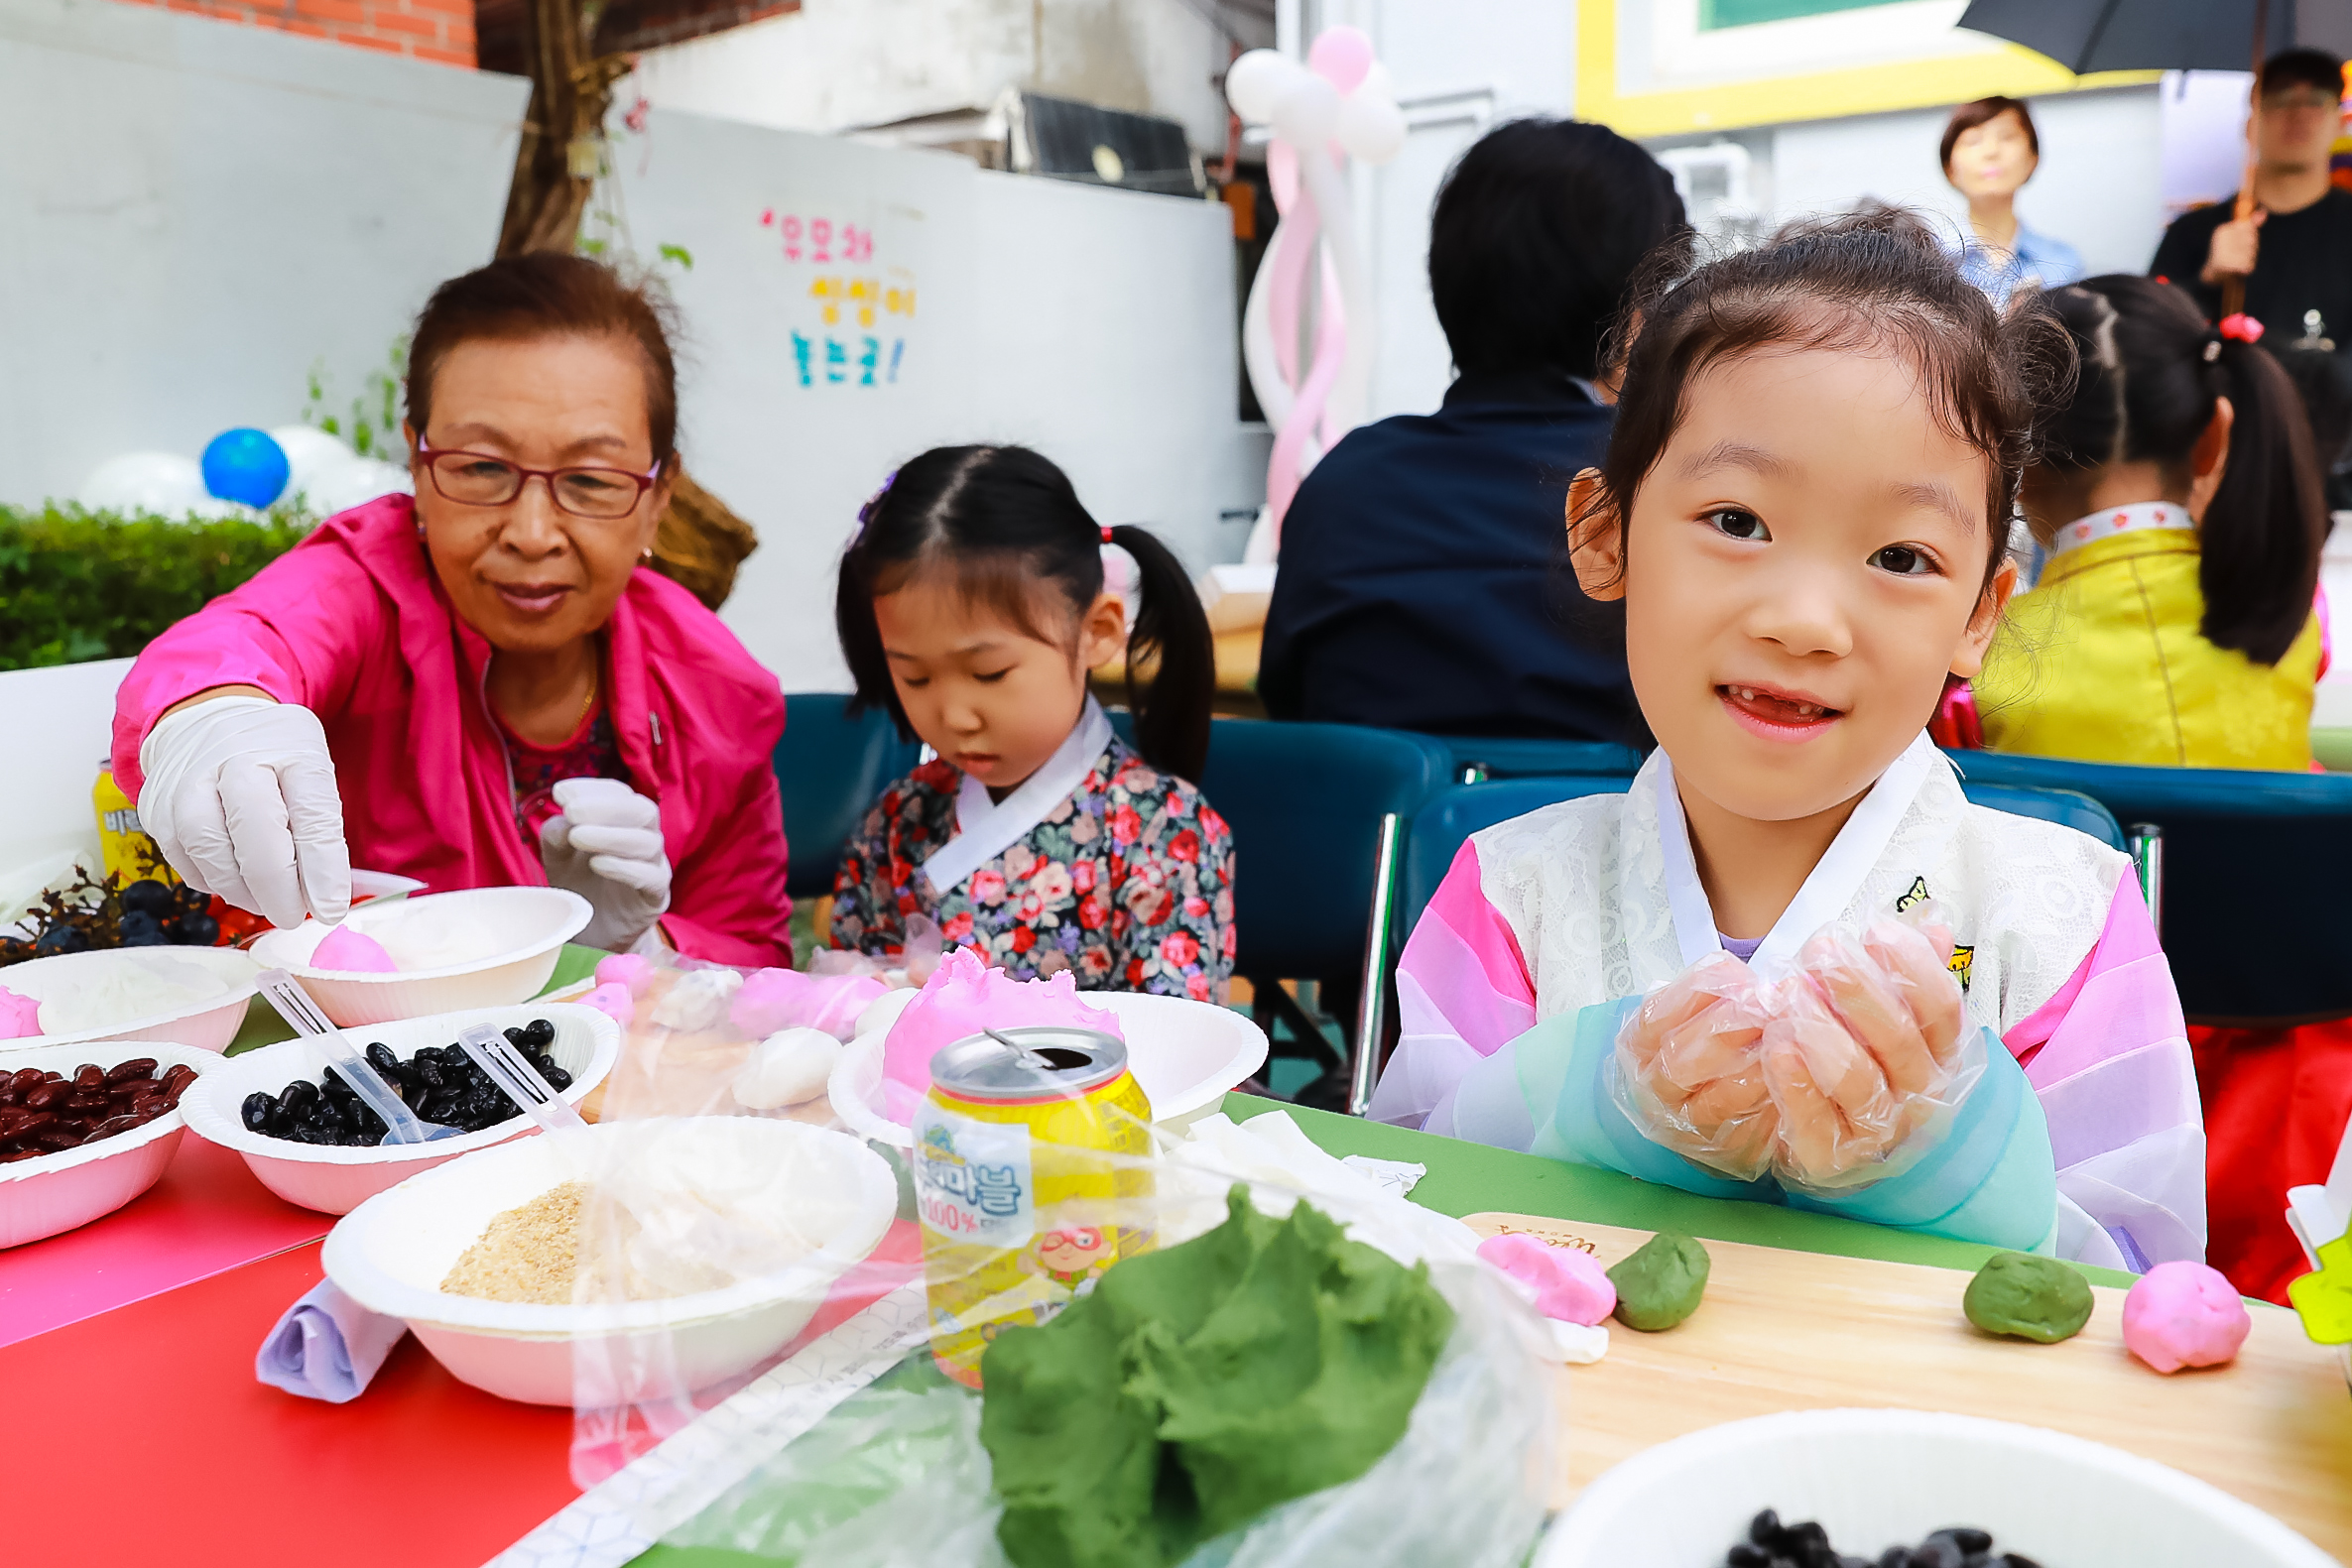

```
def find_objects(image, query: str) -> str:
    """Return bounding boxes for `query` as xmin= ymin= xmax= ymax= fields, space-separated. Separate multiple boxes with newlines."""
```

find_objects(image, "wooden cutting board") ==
xmin=1464 ymin=1212 xmax=2352 ymax=1558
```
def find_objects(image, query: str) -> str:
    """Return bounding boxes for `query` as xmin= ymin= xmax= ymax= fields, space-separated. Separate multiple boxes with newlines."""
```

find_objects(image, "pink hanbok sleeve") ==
xmin=2004 ymin=875 xmax=2206 ymax=1269
xmin=1367 ymin=840 xmax=1536 ymax=1129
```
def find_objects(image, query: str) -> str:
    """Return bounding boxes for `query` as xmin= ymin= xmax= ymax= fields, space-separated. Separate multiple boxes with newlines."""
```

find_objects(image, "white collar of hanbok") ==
xmin=922 ymin=696 xmax=1114 ymax=894
xmin=1652 ymin=729 xmax=1957 ymax=977
xmin=2046 ymin=501 xmax=2193 ymax=560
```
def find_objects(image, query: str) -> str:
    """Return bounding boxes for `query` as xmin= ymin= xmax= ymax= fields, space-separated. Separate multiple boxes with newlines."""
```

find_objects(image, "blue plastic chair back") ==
xmin=1412 ymin=734 xmax=1644 ymax=782
xmin=1403 ymin=777 xmax=1632 ymax=932
xmin=1955 ymin=782 xmax=2125 ymax=852
xmin=1946 ymin=750 xmax=2352 ymax=1024
xmin=773 ymin=693 xmax=924 ymax=902
xmin=1110 ymin=713 xmax=1451 ymax=982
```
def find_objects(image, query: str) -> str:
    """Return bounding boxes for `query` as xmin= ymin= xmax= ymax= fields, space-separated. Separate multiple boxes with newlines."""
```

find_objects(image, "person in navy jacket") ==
xmin=1259 ymin=118 xmax=1687 ymax=742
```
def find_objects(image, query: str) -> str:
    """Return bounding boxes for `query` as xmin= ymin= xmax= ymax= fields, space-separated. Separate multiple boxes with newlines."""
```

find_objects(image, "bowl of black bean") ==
xmin=1535 ymin=1408 xmax=2335 ymax=1568
xmin=178 ymin=1004 xmax=621 ymax=1214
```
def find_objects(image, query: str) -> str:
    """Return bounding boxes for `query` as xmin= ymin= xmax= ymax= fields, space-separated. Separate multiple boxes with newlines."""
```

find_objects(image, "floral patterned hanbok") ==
xmin=830 ymin=705 xmax=1234 ymax=1002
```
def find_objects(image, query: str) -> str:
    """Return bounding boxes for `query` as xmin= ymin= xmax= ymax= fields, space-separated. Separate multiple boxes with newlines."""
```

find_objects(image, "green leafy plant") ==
xmin=0 ymin=504 xmax=315 ymax=670
xmin=303 ymin=336 xmax=409 ymax=461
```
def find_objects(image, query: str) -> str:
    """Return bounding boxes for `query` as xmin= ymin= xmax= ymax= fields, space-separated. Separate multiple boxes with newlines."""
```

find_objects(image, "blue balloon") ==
xmin=200 ymin=427 xmax=292 ymax=509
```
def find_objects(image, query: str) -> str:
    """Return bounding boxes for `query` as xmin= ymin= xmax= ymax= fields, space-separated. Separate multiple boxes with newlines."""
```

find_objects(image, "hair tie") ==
xmin=2218 ymin=312 xmax=2264 ymax=345
xmin=852 ymin=469 xmax=898 ymax=543
xmin=2203 ymin=338 xmax=2222 ymax=362
xmin=1100 ymin=525 xmax=1115 ymax=543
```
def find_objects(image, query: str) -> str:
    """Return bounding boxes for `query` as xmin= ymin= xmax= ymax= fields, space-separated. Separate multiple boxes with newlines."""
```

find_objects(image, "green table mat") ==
xmin=222 ymin=942 xmax=604 ymax=1055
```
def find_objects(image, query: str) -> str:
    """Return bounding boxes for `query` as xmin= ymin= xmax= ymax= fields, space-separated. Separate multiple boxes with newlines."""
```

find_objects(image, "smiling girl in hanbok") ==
xmin=1370 ymin=210 xmax=2205 ymax=1270
xmin=828 ymin=445 xmax=1235 ymax=1003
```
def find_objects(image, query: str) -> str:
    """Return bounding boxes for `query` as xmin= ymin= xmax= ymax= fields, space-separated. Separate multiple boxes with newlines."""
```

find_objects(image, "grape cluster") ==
xmin=239 ymin=1019 xmax=570 ymax=1146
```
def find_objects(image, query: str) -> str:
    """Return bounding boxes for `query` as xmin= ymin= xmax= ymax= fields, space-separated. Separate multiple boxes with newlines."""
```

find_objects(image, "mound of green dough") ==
xmin=1607 ymin=1232 xmax=1710 ymax=1332
xmin=977 ymin=1188 xmax=1454 ymax=1568
xmin=1963 ymin=1252 xmax=2094 ymax=1343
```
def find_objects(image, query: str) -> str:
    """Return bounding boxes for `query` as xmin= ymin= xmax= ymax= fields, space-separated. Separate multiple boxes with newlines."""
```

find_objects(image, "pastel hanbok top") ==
xmin=1372 ymin=733 xmax=2204 ymax=1271
xmin=1968 ymin=502 xmax=2324 ymax=771
xmin=829 ymin=699 xmax=1236 ymax=1002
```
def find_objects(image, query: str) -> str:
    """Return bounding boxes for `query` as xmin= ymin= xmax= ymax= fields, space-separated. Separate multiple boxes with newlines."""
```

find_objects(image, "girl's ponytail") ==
xmin=1105 ymin=524 xmax=1214 ymax=783
xmin=2200 ymin=336 xmax=2328 ymax=665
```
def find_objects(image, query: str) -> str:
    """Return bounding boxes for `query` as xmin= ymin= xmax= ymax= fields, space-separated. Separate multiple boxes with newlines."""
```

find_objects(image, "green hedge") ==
xmin=0 ymin=505 xmax=313 ymax=670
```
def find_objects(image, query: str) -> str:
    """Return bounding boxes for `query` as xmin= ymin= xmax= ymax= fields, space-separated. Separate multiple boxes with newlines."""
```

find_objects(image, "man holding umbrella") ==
xmin=2152 ymin=48 xmax=2352 ymax=350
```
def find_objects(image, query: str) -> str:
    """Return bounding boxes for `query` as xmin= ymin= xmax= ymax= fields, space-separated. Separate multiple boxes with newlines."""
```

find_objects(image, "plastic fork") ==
xmin=453 ymin=1023 xmax=587 ymax=1137
xmin=255 ymin=968 xmax=460 ymax=1145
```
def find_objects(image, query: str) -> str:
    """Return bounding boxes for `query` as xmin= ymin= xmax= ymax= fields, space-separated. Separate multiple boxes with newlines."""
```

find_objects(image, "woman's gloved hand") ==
xmin=1610 ymin=949 xmax=1778 ymax=1180
xmin=1761 ymin=918 xmax=1969 ymax=1189
xmin=137 ymin=695 xmax=351 ymax=929
xmin=540 ymin=778 xmax=672 ymax=952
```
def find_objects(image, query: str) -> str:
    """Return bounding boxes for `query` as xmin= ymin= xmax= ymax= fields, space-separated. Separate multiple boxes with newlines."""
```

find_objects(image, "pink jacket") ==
xmin=111 ymin=494 xmax=793 ymax=967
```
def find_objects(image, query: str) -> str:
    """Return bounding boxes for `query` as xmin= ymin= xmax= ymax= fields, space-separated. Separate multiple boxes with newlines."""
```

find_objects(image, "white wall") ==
xmin=0 ymin=660 xmax=131 ymax=891
xmin=0 ymin=0 xmax=526 ymax=507
xmin=606 ymin=104 xmax=1267 ymax=688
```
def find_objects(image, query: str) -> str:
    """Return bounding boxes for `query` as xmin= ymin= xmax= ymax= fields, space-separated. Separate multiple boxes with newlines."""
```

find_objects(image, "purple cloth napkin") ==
xmin=256 ymin=1281 xmax=408 ymax=1402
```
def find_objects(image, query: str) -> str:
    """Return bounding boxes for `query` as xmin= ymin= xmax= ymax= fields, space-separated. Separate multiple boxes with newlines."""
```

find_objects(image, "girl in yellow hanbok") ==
xmin=1947 ymin=275 xmax=2330 ymax=769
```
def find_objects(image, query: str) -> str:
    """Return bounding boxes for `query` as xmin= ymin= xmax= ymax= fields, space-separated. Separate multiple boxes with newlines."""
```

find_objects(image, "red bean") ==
xmin=23 ymin=1084 xmax=62 ymax=1111
xmin=72 ymin=1065 xmax=104 ymax=1091
xmin=104 ymin=1058 xmax=158 ymax=1083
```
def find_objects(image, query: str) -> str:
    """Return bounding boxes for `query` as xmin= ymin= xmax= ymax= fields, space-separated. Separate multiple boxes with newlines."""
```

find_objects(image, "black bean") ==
xmin=1935 ymin=1531 xmax=1991 ymax=1556
xmin=241 ymin=1092 xmax=277 ymax=1132
xmin=365 ymin=1042 xmax=400 ymax=1076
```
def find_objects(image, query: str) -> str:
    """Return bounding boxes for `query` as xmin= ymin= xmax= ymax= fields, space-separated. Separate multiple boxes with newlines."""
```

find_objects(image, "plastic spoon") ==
xmin=453 ymin=1023 xmax=586 ymax=1136
xmin=255 ymin=968 xmax=460 ymax=1145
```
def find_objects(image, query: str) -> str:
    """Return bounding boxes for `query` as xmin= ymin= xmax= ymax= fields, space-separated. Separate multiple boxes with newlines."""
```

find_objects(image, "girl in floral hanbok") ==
xmin=1372 ymin=211 xmax=2205 ymax=1269
xmin=828 ymin=445 xmax=1235 ymax=1002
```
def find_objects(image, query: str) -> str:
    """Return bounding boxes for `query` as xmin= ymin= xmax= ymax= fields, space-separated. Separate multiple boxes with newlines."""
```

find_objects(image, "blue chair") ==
xmin=1944 ymin=750 xmax=2352 ymax=1025
xmin=772 ymin=693 xmax=923 ymax=902
xmin=1112 ymin=712 xmax=1452 ymax=1111
xmin=1410 ymin=733 xmax=1644 ymax=784
xmin=1955 ymin=782 xmax=2125 ymax=852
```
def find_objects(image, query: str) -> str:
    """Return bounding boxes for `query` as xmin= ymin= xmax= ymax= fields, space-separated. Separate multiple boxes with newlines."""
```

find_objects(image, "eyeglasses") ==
xmin=415 ymin=438 xmax=664 ymax=521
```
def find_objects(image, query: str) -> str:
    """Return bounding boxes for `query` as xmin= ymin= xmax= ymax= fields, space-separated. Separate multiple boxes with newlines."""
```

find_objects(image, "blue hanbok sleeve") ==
xmin=1524 ymin=998 xmax=2057 ymax=1252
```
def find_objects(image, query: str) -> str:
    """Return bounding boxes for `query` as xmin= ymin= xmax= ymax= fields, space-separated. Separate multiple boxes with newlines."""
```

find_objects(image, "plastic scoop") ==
xmin=453 ymin=1023 xmax=586 ymax=1137
xmin=255 ymin=968 xmax=459 ymax=1146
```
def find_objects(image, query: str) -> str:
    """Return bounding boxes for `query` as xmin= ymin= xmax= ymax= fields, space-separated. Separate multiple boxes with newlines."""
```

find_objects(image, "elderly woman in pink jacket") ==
xmin=110 ymin=255 xmax=793 ymax=966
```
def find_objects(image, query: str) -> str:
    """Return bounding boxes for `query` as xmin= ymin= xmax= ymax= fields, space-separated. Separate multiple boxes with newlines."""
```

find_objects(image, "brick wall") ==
xmin=113 ymin=0 xmax=476 ymax=67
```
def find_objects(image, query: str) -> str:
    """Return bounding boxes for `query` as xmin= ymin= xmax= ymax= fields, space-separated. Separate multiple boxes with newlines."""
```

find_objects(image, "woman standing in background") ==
xmin=1941 ymin=97 xmax=2085 ymax=304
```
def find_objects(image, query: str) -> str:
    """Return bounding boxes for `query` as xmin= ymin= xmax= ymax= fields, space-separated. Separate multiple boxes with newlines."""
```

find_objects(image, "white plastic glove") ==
xmin=137 ymin=696 xmax=351 ymax=929
xmin=540 ymin=777 xmax=672 ymax=952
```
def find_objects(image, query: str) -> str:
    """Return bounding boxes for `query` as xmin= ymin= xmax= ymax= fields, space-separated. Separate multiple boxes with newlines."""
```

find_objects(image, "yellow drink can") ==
xmin=913 ymin=1027 xmax=1154 ymax=1388
xmin=92 ymin=764 xmax=178 ymax=886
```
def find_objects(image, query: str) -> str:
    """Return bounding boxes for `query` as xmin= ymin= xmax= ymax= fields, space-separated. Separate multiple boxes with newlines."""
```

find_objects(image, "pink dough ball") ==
xmin=578 ymin=982 xmax=636 ymax=1027
xmin=1477 ymin=1232 xmax=1616 ymax=1325
xmin=2123 ymin=1260 xmax=2252 ymax=1375
xmin=595 ymin=953 xmax=655 ymax=996
xmin=0 ymin=985 xmax=41 ymax=1039
xmin=312 ymin=925 xmax=398 ymax=973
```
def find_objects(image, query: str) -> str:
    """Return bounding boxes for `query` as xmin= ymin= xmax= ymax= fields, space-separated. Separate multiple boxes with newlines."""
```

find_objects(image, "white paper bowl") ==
xmin=322 ymin=1116 xmax=897 ymax=1405
xmin=178 ymin=1004 xmax=620 ymax=1214
xmin=1536 ymin=1408 xmax=2336 ymax=1568
xmin=248 ymin=887 xmax=591 ymax=1026
xmin=0 ymin=946 xmax=260 ymax=1056
xmin=826 ymin=990 xmax=1269 ymax=1148
xmin=0 ymin=1042 xmax=218 ymax=1248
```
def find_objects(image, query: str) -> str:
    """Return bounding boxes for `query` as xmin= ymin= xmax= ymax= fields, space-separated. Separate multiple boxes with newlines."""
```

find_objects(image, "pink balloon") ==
xmin=1307 ymin=25 xmax=1375 ymax=95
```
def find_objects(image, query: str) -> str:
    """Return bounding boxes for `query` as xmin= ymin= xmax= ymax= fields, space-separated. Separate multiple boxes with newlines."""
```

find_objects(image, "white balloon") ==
xmin=1357 ymin=60 xmax=1394 ymax=103
xmin=77 ymin=451 xmax=213 ymax=519
xmin=268 ymin=424 xmax=361 ymax=506
xmin=300 ymin=456 xmax=413 ymax=518
xmin=1224 ymin=48 xmax=1300 ymax=124
xmin=1335 ymin=91 xmax=1408 ymax=166
xmin=1271 ymin=74 xmax=1342 ymax=150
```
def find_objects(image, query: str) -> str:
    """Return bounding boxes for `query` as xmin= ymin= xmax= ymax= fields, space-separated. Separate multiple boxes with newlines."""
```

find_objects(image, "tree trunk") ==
xmin=493 ymin=0 xmax=760 ymax=608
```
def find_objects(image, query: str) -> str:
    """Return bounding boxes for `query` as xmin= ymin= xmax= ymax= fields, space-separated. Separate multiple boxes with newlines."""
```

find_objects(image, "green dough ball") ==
xmin=1606 ymin=1232 xmax=1710 ymax=1332
xmin=977 ymin=1189 xmax=1454 ymax=1568
xmin=1963 ymin=1252 xmax=2094 ymax=1343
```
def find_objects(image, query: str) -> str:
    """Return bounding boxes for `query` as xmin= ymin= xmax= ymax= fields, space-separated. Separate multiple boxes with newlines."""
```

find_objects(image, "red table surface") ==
xmin=0 ymin=1134 xmax=332 ymax=1349
xmin=0 ymin=1220 xmax=926 ymax=1566
xmin=0 ymin=1242 xmax=581 ymax=1568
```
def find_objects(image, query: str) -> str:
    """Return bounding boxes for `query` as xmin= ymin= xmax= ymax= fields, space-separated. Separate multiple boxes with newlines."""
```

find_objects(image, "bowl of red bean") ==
xmin=0 ymin=1042 xmax=214 ymax=1248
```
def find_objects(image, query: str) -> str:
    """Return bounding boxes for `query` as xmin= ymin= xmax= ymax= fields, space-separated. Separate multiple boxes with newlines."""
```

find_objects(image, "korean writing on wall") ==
xmin=760 ymin=207 xmax=917 ymax=389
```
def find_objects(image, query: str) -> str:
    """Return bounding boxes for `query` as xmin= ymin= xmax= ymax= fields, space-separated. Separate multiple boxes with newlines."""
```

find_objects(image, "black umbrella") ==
xmin=1954 ymin=0 xmax=2352 ymax=74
